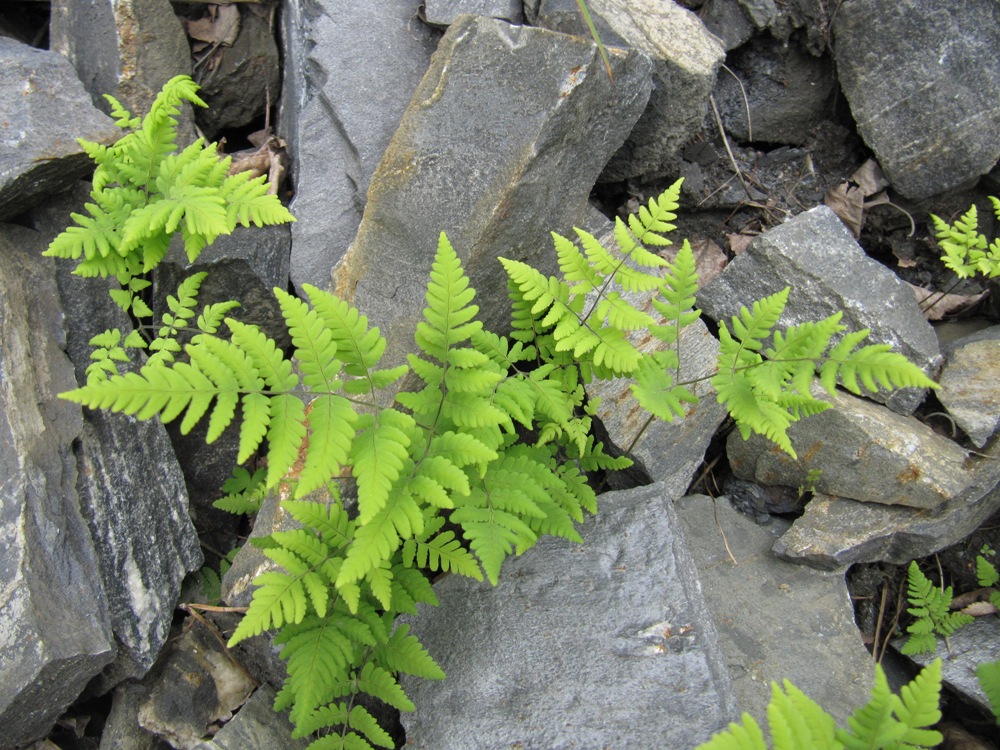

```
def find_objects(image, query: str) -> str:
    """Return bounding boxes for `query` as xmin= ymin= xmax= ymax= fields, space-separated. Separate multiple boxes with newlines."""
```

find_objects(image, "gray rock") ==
xmin=137 ymin=624 xmax=257 ymax=750
xmin=100 ymin=681 xmax=171 ymax=750
xmin=31 ymin=187 xmax=205 ymax=688
xmin=193 ymin=684 xmax=308 ymax=750
xmin=400 ymin=482 xmax=738 ymax=748
xmin=894 ymin=617 xmax=1000 ymax=719
xmin=532 ymin=0 xmax=725 ymax=181
xmin=699 ymin=0 xmax=755 ymax=50
xmin=50 ymin=0 xmax=195 ymax=141
xmin=580 ymin=211 xmax=726 ymax=494
xmin=937 ymin=334 xmax=1000 ymax=448
xmin=280 ymin=0 xmax=439 ymax=293
xmin=0 ymin=225 xmax=116 ymax=748
xmin=331 ymin=16 xmax=652 ymax=373
xmin=0 ymin=38 xmax=119 ymax=221
xmin=697 ymin=205 xmax=941 ymax=414
xmin=713 ymin=34 xmax=837 ymax=145
xmin=737 ymin=0 xmax=778 ymax=28
xmin=191 ymin=5 xmax=282 ymax=138
xmin=676 ymin=494 xmax=875 ymax=725
xmin=728 ymin=383 xmax=973 ymax=510
xmin=772 ymin=439 xmax=1000 ymax=569
xmin=832 ymin=0 xmax=1000 ymax=200
xmin=423 ymin=0 xmax=524 ymax=25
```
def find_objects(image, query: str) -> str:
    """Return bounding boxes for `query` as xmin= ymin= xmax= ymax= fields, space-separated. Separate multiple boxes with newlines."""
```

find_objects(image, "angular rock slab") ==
xmin=727 ymin=384 xmax=972 ymax=510
xmin=532 ymin=0 xmax=725 ymax=180
xmin=579 ymin=212 xmax=726 ymax=493
xmin=423 ymin=0 xmax=523 ymax=25
xmin=833 ymin=0 xmax=1000 ymax=200
xmin=937 ymin=329 xmax=1000 ymax=448
xmin=331 ymin=16 xmax=653 ymax=370
xmin=676 ymin=494 xmax=874 ymax=725
xmin=0 ymin=38 xmax=119 ymax=221
xmin=0 ymin=225 xmax=115 ymax=748
xmin=400 ymin=482 xmax=738 ymax=749
xmin=697 ymin=205 xmax=941 ymax=414
xmin=50 ymin=0 xmax=194 ymax=129
xmin=773 ymin=439 xmax=1000 ymax=569
xmin=280 ymin=0 xmax=439 ymax=292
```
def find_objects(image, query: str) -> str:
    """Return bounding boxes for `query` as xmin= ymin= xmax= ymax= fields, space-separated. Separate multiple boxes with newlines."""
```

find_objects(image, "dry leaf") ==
xmin=727 ymin=232 xmax=753 ymax=256
xmin=824 ymin=159 xmax=890 ymax=238
xmin=909 ymin=282 xmax=987 ymax=320
xmin=184 ymin=5 xmax=240 ymax=46
xmin=960 ymin=600 xmax=997 ymax=617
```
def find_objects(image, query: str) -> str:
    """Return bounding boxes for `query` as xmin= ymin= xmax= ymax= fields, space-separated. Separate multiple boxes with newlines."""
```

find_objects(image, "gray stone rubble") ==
xmin=2 ymin=0 xmax=1000 ymax=747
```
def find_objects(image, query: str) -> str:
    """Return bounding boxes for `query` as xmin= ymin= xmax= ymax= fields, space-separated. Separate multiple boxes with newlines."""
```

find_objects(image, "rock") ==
xmin=698 ymin=0 xmax=755 ymax=50
xmin=894 ymin=617 xmax=1000 ymax=720
xmin=187 ymin=4 xmax=281 ymax=138
xmin=579 ymin=211 xmax=726 ymax=493
xmin=400 ymin=482 xmax=738 ymax=748
xmin=137 ymin=623 xmax=258 ymax=750
xmin=676 ymin=494 xmax=875 ymax=725
xmin=280 ymin=0 xmax=439 ymax=293
xmin=30 ymin=187 xmax=205 ymax=688
xmin=832 ymin=0 xmax=1000 ymax=200
xmin=423 ymin=0 xmax=524 ymax=25
xmin=696 ymin=205 xmax=941 ymax=414
xmin=724 ymin=476 xmax=806 ymax=521
xmin=772 ymin=438 xmax=1000 ymax=569
xmin=0 ymin=38 xmax=120 ymax=221
xmin=531 ymin=0 xmax=725 ymax=181
xmin=332 ymin=16 xmax=652 ymax=373
xmin=937 ymin=328 xmax=1000 ymax=448
xmin=192 ymin=684 xmax=308 ymax=750
xmin=100 ymin=681 xmax=171 ymax=750
xmin=0 ymin=224 xmax=116 ymax=748
xmin=727 ymin=383 xmax=973 ymax=510
xmin=713 ymin=34 xmax=837 ymax=145
xmin=50 ymin=0 xmax=196 ymax=141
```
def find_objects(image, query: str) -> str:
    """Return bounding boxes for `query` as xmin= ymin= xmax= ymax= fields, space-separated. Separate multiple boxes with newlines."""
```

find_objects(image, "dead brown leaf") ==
xmin=823 ymin=159 xmax=891 ymax=238
xmin=726 ymin=232 xmax=754 ymax=256
xmin=184 ymin=4 xmax=241 ymax=46
xmin=960 ymin=600 xmax=998 ymax=617
xmin=908 ymin=282 xmax=987 ymax=320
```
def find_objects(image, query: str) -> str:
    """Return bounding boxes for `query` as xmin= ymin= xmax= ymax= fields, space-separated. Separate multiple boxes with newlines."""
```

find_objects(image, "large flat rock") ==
xmin=331 ymin=16 xmax=653 ymax=371
xmin=401 ymin=482 xmax=737 ymax=748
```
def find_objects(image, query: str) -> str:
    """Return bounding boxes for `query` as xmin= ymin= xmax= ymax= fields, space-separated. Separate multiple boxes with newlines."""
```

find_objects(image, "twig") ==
xmin=711 ymin=495 xmax=738 ymax=565
xmin=709 ymin=94 xmax=753 ymax=202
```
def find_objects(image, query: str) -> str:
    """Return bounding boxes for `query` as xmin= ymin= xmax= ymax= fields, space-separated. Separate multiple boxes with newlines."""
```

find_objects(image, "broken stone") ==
xmin=50 ymin=0 xmax=196 ymax=143
xmin=698 ymin=0 xmax=755 ymax=50
xmin=192 ymin=684 xmax=308 ymax=750
xmin=99 ymin=680 xmax=171 ymax=750
xmin=0 ymin=224 xmax=115 ymax=749
xmin=0 ymin=38 xmax=120 ymax=221
xmin=676 ymin=494 xmax=875 ymax=725
xmin=697 ymin=205 xmax=941 ymax=413
xmin=727 ymin=383 xmax=973 ymax=510
xmin=532 ymin=0 xmax=725 ymax=180
xmin=832 ymin=0 xmax=1000 ymax=200
xmin=773 ymin=443 xmax=1000 ymax=571
xmin=400 ymin=482 xmax=738 ymax=748
xmin=331 ymin=16 xmax=652 ymax=372
xmin=937 ymin=328 xmax=1000 ymax=448
xmin=280 ymin=0 xmax=439 ymax=293
xmin=137 ymin=623 xmax=257 ymax=750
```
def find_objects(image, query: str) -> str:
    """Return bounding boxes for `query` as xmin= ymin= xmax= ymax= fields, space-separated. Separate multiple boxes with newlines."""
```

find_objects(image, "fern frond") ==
xmin=414 ymin=233 xmax=482 ymax=361
xmin=351 ymin=409 xmax=416 ymax=523
xmin=578 ymin=227 xmax=663 ymax=293
xmin=976 ymin=660 xmax=1000 ymax=724
xmin=695 ymin=715 xmax=769 ymax=750
xmin=220 ymin=169 xmax=296 ymax=228
xmin=297 ymin=395 xmax=358 ymax=497
xmin=768 ymin=680 xmax=841 ymax=750
xmin=213 ymin=467 xmax=267 ymax=514
xmin=373 ymin=623 xmax=446 ymax=680
xmin=275 ymin=287 xmax=343 ymax=393
xmin=819 ymin=332 xmax=938 ymax=396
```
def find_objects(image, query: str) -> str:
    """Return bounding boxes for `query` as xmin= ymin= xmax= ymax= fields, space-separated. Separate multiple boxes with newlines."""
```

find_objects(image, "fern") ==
xmin=976 ymin=660 xmax=1000 ymax=724
xmin=696 ymin=661 xmax=942 ymax=750
xmin=901 ymin=561 xmax=973 ymax=656
xmin=931 ymin=201 xmax=1000 ymax=280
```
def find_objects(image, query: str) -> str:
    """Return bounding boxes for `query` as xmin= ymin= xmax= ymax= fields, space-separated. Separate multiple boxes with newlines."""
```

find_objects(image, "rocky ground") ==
xmin=2 ymin=0 xmax=1000 ymax=748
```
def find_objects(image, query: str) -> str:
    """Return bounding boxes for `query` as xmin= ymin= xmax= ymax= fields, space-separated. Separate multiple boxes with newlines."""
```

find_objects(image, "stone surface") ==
xmin=50 ymin=0 xmax=195 ymax=139
xmin=895 ymin=617 xmax=1000 ymax=719
xmin=697 ymin=205 xmax=941 ymax=414
xmin=331 ymin=16 xmax=652 ymax=373
xmin=773 ymin=442 xmax=1000 ymax=570
xmin=423 ymin=0 xmax=524 ymax=25
xmin=190 ymin=4 xmax=281 ymax=138
xmin=30 ymin=186 xmax=205 ymax=688
xmin=533 ymin=0 xmax=725 ymax=180
xmin=698 ymin=0 xmax=754 ymax=51
xmin=137 ymin=624 xmax=257 ymax=750
xmin=280 ymin=0 xmax=439 ymax=293
xmin=192 ymin=684 xmax=307 ymax=750
xmin=580 ymin=212 xmax=726 ymax=494
xmin=713 ymin=34 xmax=837 ymax=145
xmin=728 ymin=383 xmax=973 ymax=510
xmin=400 ymin=482 xmax=738 ymax=749
xmin=676 ymin=494 xmax=875 ymax=725
xmin=100 ymin=681 xmax=171 ymax=750
xmin=832 ymin=0 xmax=1000 ymax=200
xmin=0 ymin=224 xmax=116 ymax=748
xmin=0 ymin=38 xmax=119 ymax=221
xmin=937 ymin=330 xmax=1000 ymax=448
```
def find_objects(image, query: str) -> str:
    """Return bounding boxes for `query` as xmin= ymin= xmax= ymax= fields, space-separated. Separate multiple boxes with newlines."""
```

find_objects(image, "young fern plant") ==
xmin=901 ymin=560 xmax=973 ymax=656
